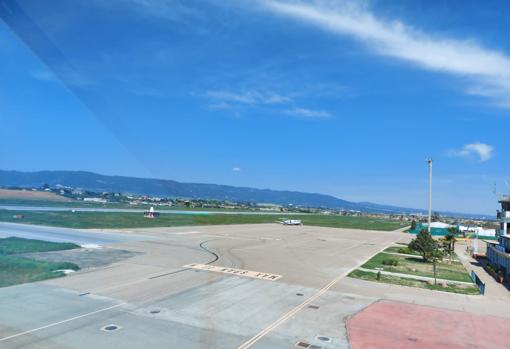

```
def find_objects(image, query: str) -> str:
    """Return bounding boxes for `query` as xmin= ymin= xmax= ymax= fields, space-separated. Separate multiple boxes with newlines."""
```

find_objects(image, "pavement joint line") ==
xmin=149 ymin=268 xmax=190 ymax=279
xmin=236 ymin=238 xmax=400 ymax=349
xmin=0 ymin=302 xmax=126 ymax=342
xmin=82 ymin=266 xmax=188 ymax=294
xmin=79 ymin=239 xmax=218 ymax=294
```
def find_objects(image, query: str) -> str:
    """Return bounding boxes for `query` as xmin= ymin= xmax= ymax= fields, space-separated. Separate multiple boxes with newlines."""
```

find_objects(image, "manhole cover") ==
xmin=296 ymin=293 xmax=304 ymax=296
xmin=101 ymin=324 xmax=121 ymax=332
xmin=316 ymin=336 xmax=332 ymax=343
xmin=150 ymin=310 xmax=160 ymax=314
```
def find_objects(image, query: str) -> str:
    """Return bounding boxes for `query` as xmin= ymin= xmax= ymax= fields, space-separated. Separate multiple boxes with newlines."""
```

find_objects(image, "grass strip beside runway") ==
xmin=0 ymin=237 xmax=80 ymax=287
xmin=0 ymin=209 xmax=404 ymax=231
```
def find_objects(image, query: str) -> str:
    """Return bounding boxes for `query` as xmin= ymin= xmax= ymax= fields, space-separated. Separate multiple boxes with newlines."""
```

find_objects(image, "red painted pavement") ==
xmin=347 ymin=300 xmax=510 ymax=349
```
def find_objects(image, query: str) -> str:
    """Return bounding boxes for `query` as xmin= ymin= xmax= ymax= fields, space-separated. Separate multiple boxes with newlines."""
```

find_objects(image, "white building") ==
xmin=83 ymin=197 xmax=107 ymax=203
xmin=459 ymin=225 xmax=497 ymax=237
xmin=485 ymin=196 xmax=510 ymax=278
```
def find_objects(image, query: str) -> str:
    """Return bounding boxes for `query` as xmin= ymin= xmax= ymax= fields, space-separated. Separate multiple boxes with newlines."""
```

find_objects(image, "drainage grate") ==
xmin=408 ymin=337 xmax=418 ymax=342
xmin=308 ymin=305 xmax=320 ymax=310
xmin=309 ymin=345 xmax=323 ymax=349
xmin=296 ymin=293 xmax=304 ymax=296
xmin=101 ymin=324 xmax=121 ymax=332
xmin=316 ymin=336 xmax=332 ymax=343
xmin=150 ymin=310 xmax=161 ymax=314
xmin=295 ymin=341 xmax=310 ymax=348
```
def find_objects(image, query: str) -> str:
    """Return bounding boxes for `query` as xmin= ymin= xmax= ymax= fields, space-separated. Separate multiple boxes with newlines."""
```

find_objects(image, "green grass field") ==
xmin=0 ymin=237 xmax=80 ymax=288
xmin=360 ymin=252 xmax=472 ymax=282
xmin=0 ymin=198 xmax=260 ymax=211
xmin=348 ymin=270 xmax=480 ymax=295
xmin=0 ymin=237 xmax=79 ymax=254
xmin=383 ymin=245 xmax=421 ymax=256
xmin=0 ymin=209 xmax=405 ymax=231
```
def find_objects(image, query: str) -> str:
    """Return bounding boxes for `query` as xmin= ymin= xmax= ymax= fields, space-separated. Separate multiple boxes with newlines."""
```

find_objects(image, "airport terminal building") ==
xmin=486 ymin=196 xmax=510 ymax=277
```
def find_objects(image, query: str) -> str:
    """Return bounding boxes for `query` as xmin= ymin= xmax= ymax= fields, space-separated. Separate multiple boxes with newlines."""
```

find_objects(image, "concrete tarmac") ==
xmin=0 ymin=223 xmax=508 ymax=349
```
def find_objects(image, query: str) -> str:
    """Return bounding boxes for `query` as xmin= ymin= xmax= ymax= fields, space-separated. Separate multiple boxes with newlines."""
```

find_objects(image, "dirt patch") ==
xmin=0 ymin=189 xmax=72 ymax=202
xmin=20 ymin=248 xmax=142 ymax=269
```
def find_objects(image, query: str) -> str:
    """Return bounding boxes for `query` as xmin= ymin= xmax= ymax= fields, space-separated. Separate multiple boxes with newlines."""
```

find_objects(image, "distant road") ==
xmin=0 ymin=205 xmax=303 ymax=215
xmin=0 ymin=222 xmax=153 ymax=245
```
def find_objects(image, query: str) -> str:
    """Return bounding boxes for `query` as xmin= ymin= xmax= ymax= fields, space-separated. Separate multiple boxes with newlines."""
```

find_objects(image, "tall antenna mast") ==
xmin=426 ymin=158 xmax=433 ymax=233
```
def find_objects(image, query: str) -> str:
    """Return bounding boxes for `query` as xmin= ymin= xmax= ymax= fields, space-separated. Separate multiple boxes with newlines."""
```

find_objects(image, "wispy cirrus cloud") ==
xmin=447 ymin=142 xmax=494 ymax=162
xmin=261 ymin=0 xmax=510 ymax=108
xmin=284 ymin=107 xmax=330 ymax=119
xmin=203 ymin=89 xmax=331 ymax=119
xmin=205 ymin=90 xmax=292 ymax=105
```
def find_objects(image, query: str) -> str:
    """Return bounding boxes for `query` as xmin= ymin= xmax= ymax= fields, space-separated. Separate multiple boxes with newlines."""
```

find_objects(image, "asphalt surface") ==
xmin=0 ymin=222 xmax=154 ymax=245
xmin=0 ymin=205 xmax=301 ymax=215
xmin=0 ymin=223 xmax=508 ymax=349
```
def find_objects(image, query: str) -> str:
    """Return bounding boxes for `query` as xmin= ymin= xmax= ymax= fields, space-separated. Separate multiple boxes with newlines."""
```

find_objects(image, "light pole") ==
xmin=427 ymin=158 xmax=433 ymax=233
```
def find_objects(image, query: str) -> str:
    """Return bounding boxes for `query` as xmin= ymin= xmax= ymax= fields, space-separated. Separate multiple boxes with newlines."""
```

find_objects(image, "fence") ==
xmin=471 ymin=270 xmax=485 ymax=295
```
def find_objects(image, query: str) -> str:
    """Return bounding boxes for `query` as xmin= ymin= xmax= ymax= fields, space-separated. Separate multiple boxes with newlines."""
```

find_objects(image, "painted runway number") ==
xmin=184 ymin=263 xmax=282 ymax=281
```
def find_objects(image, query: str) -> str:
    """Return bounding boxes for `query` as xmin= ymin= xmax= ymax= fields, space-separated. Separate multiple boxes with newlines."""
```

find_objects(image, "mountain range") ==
xmin=0 ymin=170 xmax=487 ymax=218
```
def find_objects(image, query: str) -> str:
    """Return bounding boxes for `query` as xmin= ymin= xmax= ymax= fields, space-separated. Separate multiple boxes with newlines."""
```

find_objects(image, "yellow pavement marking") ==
xmin=184 ymin=263 xmax=282 ymax=281
xmin=0 ymin=303 xmax=126 ymax=342
xmin=236 ymin=274 xmax=345 ymax=349
xmin=236 ymin=238 xmax=400 ymax=349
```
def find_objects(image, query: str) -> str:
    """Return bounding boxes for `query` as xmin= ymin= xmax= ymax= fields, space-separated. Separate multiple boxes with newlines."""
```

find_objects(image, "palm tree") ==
xmin=431 ymin=249 xmax=444 ymax=285
xmin=445 ymin=227 xmax=458 ymax=258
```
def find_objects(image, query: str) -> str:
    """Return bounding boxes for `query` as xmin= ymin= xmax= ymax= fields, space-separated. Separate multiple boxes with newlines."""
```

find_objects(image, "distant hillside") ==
xmin=0 ymin=170 xmax=485 ymax=217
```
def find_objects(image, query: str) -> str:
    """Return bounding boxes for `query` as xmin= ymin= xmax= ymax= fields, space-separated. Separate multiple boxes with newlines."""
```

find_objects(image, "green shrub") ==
xmin=398 ymin=247 xmax=412 ymax=254
xmin=486 ymin=263 xmax=499 ymax=275
xmin=382 ymin=258 xmax=399 ymax=266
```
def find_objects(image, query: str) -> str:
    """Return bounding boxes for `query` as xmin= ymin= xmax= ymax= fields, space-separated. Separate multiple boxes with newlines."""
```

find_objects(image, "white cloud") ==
xmin=232 ymin=167 xmax=241 ymax=172
xmin=205 ymin=90 xmax=292 ymax=105
xmin=283 ymin=107 xmax=331 ymax=118
xmin=261 ymin=0 xmax=510 ymax=108
xmin=448 ymin=142 xmax=494 ymax=162
xmin=203 ymin=89 xmax=331 ymax=119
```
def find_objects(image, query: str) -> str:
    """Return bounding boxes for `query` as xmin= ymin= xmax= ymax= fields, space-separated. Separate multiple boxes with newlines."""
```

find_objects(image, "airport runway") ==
xmin=0 ymin=222 xmax=154 ymax=245
xmin=0 ymin=224 xmax=508 ymax=349
xmin=0 ymin=205 xmax=304 ymax=215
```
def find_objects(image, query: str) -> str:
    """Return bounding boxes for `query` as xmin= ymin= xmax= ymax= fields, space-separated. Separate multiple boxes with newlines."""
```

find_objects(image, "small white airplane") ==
xmin=280 ymin=219 xmax=302 ymax=225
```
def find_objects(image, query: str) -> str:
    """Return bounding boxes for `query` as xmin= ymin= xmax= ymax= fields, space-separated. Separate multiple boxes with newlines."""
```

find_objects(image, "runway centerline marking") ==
xmin=184 ymin=263 xmax=282 ymax=281
xmin=0 ymin=302 xmax=126 ymax=342
xmin=236 ymin=238 xmax=400 ymax=349
xmin=173 ymin=231 xmax=203 ymax=235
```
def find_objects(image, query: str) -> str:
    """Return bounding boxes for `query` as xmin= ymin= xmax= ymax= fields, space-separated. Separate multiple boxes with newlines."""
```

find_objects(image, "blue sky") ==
xmin=1 ymin=0 xmax=510 ymax=215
